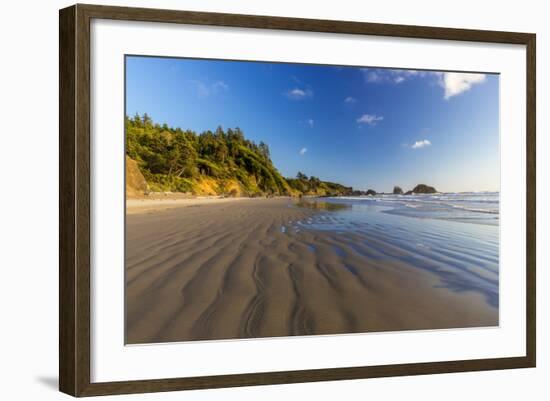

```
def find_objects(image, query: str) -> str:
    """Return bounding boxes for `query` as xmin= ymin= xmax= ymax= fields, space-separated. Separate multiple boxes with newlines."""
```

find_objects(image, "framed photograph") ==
xmin=59 ymin=4 xmax=536 ymax=397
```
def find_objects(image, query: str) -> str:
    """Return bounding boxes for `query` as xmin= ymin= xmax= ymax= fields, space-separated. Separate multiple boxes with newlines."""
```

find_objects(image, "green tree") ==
xmin=124 ymin=114 xmax=352 ymax=197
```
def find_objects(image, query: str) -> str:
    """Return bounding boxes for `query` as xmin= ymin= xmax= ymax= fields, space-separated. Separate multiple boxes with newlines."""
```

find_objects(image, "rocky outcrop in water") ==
xmin=393 ymin=186 xmax=403 ymax=195
xmin=409 ymin=184 xmax=437 ymax=194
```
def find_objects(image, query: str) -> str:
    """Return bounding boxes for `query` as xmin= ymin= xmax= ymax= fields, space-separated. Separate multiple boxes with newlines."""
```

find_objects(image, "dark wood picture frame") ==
xmin=59 ymin=3 xmax=536 ymax=397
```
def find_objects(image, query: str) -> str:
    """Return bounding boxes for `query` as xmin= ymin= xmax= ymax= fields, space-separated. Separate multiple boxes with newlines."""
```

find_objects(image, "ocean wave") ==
xmin=448 ymin=204 xmax=499 ymax=214
xmin=323 ymin=192 xmax=499 ymax=224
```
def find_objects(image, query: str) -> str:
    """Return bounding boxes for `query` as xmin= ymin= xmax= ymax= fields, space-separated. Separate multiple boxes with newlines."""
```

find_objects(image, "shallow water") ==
xmin=334 ymin=192 xmax=499 ymax=226
xmin=294 ymin=195 xmax=499 ymax=309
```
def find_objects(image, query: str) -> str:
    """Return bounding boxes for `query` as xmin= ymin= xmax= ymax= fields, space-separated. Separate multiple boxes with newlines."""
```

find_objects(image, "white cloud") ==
xmin=299 ymin=147 xmax=308 ymax=155
xmin=365 ymin=70 xmax=381 ymax=83
xmin=344 ymin=96 xmax=356 ymax=103
xmin=307 ymin=119 xmax=314 ymax=127
xmin=439 ymin=72 xmax=486 ymax=99
xmin=213 ymin=81 xmax=229 ymax=91
xmin=357 ymin=113 xmax=383 ymax=126
xmin=190 ymin=80 xmax=229 ymax=98
xmin=291 ymin=89 xmax=306 ymax=96
xmin=286 ymin=88 xmax=313 ymax=100
xmin=411 ymin=139 xmax=431 ymax=149
xmin=361 ymin=68 xmax=487 ymax=100
xmin=191 ymin=80 xmax=210 ymax=98
xmin=362 ymin=68 xmax=430 ymax=85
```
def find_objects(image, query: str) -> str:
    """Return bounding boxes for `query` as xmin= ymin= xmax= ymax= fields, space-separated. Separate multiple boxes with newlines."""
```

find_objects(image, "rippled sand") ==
xmin=125 ymin=198 xmax=498 ymax=344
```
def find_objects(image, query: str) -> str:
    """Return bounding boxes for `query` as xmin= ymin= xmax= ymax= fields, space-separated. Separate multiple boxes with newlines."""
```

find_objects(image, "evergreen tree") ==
xmin=125 ymin=114 xmax=354 ymax=196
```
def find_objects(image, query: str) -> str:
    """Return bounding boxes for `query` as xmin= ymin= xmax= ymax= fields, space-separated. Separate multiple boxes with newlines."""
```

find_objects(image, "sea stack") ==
xmin=393 ymin=186 xmax=403 ymax=195
xmin=410 ymin=184 xmax=437 ymax=194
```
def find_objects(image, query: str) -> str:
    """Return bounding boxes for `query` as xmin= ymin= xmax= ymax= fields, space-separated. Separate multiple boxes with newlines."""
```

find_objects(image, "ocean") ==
xmin=333 ymin=192 xmax=499 ymax=226
xmin=292 ymin=192 xmax=500 ymax=309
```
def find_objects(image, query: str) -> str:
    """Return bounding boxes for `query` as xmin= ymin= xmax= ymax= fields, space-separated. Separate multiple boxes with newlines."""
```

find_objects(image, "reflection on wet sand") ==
xmin=126 ymin=197 xmax=498 ymax=344
xmin=295 ymin=199 xmax=351 ymax=211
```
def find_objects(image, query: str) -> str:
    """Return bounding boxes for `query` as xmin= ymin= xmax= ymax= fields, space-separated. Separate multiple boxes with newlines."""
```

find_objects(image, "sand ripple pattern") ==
xmin=125 ymin=198 xmax=498 ymax=344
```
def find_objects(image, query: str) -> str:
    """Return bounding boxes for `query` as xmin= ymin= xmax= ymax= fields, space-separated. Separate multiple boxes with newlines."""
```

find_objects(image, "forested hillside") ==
xmin=125 ymin=114 xmax=354 ymax=197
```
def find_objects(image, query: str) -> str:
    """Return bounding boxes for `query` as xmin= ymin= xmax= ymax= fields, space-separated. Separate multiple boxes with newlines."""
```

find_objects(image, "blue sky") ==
xmin=126 ymin=56 xmax=499 ymax=193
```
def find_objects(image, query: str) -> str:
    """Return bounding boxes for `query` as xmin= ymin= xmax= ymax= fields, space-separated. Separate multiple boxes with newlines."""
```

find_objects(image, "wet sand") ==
xmin=125 ymin=198 xmax=497 ymax=344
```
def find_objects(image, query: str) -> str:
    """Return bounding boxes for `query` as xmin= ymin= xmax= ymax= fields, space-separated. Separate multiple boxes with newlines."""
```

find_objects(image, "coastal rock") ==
xmin=393 ymin=186 xmax=403 ymax=195
xmin=408 ymin=184 xmax=437 ymax=194
xmin=366 ymin=189 xmax=377 ymax=196
xmin=126 ymin=156 xmax=150 ymax=198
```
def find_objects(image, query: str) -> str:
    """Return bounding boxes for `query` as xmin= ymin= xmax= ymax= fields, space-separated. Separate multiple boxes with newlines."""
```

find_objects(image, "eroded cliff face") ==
xmin=126 ymin=156 xmax=149 ymax=198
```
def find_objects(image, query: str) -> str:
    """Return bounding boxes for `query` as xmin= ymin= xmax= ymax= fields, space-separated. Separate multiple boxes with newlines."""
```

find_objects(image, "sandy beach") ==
xmin=126 ymin=196 xmax=256 ymax=215
xmin=125 ymin=197 xmax=498 ymax=344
